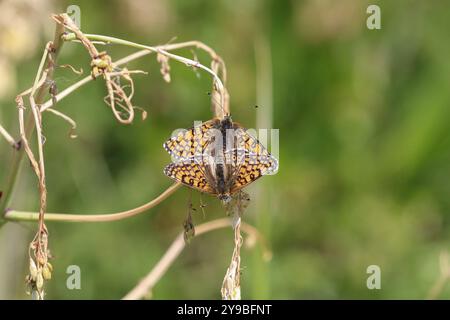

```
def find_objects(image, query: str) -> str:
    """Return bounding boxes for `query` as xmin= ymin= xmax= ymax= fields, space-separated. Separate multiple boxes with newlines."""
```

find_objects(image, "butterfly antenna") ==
xmin=165 ymin=36 xmax=178 ymax=46
xmin=208 ymin=90 xmax=228 ymax=118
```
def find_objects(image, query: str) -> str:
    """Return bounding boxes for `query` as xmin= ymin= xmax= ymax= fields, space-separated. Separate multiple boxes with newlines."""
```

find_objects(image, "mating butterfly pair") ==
xmin=163 ymin=116 xmax=278 ymax=203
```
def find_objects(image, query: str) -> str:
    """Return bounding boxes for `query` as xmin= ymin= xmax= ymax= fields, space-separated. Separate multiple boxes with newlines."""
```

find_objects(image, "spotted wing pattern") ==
xmin=228 ymin=151 xmax=278 ymax=194
xmin=163 ymin=159 xmax=216 ymax=195
xmin=163 ymin=119 xmax=219 ymax=161
xmin=163 ymin=117 xmax=279 ymax=198
xmin=231 ymin=123 xmax=271 ymax=157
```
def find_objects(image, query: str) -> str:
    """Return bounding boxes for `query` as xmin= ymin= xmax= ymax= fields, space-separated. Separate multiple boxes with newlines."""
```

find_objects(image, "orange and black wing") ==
xmin=229 ymin=152 xmax=278 ymax=194
xmin=163 ymin=119 xmax=219 ymax=161
xmin=163 ymin=159 xmax=216 ymax=195
xmin=231 ymin=122 xmax=271 ymax=157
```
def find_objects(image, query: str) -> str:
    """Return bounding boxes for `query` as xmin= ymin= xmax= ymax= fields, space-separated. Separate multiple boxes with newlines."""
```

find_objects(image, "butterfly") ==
xmin=163 ymin=116 xmax=278 ymax=203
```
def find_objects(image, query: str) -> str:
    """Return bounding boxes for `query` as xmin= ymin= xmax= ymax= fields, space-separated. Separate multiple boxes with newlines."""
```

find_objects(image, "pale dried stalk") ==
xmin=160 ymin=40 xmax=227 ymax=82
xmin=15 ymin=41 xmax=55 ymax=299
xmin=54 ymin=14 xmax=224 ymax=125
xmin=221 ymin=216 xmax=243 ymax=300
xmin=0 ymin=19 xmax=64 ymax=227
xmin=38 ymin=43 xmax=227 ymax=115
xmin=52 ymin=14 xmax=99 ymax=58
xmin=428 ymin=251 xmax=450 ymax=299
xmin=60 ymin=31 xmax=229 ymax=118
xmin=45 ymin=108 xmax=77 ymax=138
xmin=123 ymin=218 xmax=269 ymax=300
xmin=0 ymin=124 xmax=18 ymax=149
xmin=52 ymin=14 xmax=143 ymax=124
xmin=4 ymin=183 xmax=181 ymax=222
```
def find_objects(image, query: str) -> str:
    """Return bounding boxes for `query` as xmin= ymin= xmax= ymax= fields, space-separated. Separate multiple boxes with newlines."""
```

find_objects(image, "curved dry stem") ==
xmin=0 ymin=19 xmax=65 ymax=226
xmin=39 ymin=41 xmax=228 ymax=114
xmin=0 ymin=124 xmax=18 ymax=149
xmin=160 ymin=40 xmax=227 ymax=82
xmin=45 ymin=108 xmax=77 ymax=138
xmin=427 ymin=251 xmax=450 ymax=300
xmin=4 ymin=183 xmax=181 ymax=223
xmin=221 ymin=217 xmax=242 ymax=300
xmin=122 ymin=218 xmax=270 ymax=300
xmin=61 ymin=32 xmax=229 ymax=118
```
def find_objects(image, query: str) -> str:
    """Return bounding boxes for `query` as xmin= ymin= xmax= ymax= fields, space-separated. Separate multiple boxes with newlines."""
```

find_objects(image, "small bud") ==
xmin=42 ymin=265 xmax=52 ymax=280
xmin=25 ymin=283 xmax=32 ymax=295
xmin=36 ymin=272 xmax=44 ymax=290
xmin=29 ymin=259 xmax=38 ymax=281
xmin=92 ymin=58 xmax=102 ymax=66
xmin=47 ymin=262 xmax=53 ymax=272
xmin=37 ymin=255 xmax=46 ymax=266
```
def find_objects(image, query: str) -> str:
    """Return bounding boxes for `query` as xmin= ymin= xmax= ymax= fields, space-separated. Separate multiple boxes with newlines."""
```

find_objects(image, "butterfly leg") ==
xmin=183 ymin=190 xmax=196 ymax=243
xmin=199 ymin=193 xmax=207 ymax=219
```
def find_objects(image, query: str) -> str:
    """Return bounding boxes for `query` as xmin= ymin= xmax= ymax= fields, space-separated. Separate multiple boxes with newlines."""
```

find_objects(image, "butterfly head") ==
xmin=218 ymin=193 xmax=232 ymax=204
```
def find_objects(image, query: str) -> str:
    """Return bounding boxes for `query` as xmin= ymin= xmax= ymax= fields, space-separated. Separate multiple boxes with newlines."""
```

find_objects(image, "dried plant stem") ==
xmin=40 ymin=45 xmax=224 ymax=113
xmin=15 ymin=41 xmax=57 ymax=299
xmin=62 ymin=33 xmax=229 ymax=116
xmin=29 ymin=43 xmax=51 ymax=232
xmin=40 ymin=76 xmax=92 ymax=112
xmin=122 ymin=218 xmax=269 ymax=300
xmin=427 ymin=251 xmax=450 ymax=299
xmin=0 ymin=124 xmax=18 ymax=149
xmin=4 ymin=183 xmax=181 ymax=223
xmin=221 ymin=217 xmax=242 ymax=300
xmin=0 ymin=21 xmax=65 ymax=226
xmin=162 ymin=41 xmax=227 ymax=82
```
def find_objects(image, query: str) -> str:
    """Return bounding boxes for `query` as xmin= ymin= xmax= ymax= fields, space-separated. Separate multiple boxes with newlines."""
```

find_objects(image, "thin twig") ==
xmin=40 ymin=44 xmax=224 ymax=113
xmin=0 ymin=20 xmax=65 ymax=226
xmin=122 ymin=218 xmax=270 ymax=300
xmin=61 ymin=32 xmax=229 ymax=117
xmin=427 ymin=251 xmax=450 ymax=299
xmin=45 ymin=108 xmax=77 ymax=138
xmin=221 ymin=216 xmax=242 ymax=300
xmin=4 ymin=183 xmax=181 ymax=222
xmin=0 ymin=124 xmax=18 ymax=149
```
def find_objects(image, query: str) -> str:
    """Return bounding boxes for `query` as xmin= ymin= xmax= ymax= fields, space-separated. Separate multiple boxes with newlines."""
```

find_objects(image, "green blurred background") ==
xmin=1 ymin=0 xmax=450 ymax=299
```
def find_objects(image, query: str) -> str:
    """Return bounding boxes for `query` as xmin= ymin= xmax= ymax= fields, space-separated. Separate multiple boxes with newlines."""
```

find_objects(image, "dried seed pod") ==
xmin=42 ymin=265 xmax=52 ymax=280
xmin=36 ymin=272 xmax=44 ymax=290
xmin=37 ymin=256 xmax=46 ymax=266
xmin=29 ymin=258 xmax=38 ymax=281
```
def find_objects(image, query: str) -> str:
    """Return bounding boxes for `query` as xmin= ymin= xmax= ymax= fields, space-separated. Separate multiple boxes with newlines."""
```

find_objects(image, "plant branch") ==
xmin=221 ymin=216 xmax=242 ymax=300
xmin=0 ymin=124 xmax=18 ymax=149
xmin=122 ymin=218 xmax=270 ymax=300
xmin=427 ymin=251 xmax=450 ymax=299
xmin=0 ymin=19 xmax=65 ymax=226
xmin=4 ymin=183 xmax=181 ymax=223
xmin=62 ymin=32 xmax=229 ymax=117
xmin=40 ymin=44 xmax=226 ymax=114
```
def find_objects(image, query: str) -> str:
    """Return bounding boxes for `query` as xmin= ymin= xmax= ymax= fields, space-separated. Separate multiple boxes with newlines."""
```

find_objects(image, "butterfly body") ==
xmin=163 ymin=116 xmax=278 ymax=203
